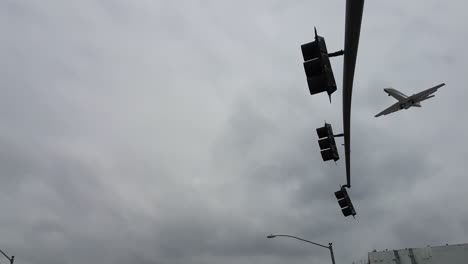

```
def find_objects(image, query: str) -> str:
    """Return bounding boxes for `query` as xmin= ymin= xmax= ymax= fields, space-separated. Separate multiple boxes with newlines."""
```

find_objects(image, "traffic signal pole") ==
xmin=342 ymin=0 xmax=365 ymax=188
xmin=328 ymin=50 xmax=344 ymax=58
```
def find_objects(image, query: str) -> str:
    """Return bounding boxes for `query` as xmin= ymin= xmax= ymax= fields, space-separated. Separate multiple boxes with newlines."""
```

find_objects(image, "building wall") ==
xmin=368 ymin=243 xmax=468 ymax=264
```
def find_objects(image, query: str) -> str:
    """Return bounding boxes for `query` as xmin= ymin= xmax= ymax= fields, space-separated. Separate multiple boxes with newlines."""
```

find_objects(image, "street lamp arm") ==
xmin=269 ymin=234 xmax=329 ymax=249
xmin=0 ymin=249 xmax=14 ymax=264
xmin=0 ymin=249 xmax=11 ymax=261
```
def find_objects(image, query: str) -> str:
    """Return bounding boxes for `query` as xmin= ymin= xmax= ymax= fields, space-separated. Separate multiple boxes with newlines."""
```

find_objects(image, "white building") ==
xmin=367 ymin=243 xmax=468 ymax=264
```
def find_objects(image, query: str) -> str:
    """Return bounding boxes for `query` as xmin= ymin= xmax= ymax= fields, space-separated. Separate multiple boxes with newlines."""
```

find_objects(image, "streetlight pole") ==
xmin=267 ymin=234 xmax=336 ymax=264
xmin=0 ymin=248 xmax=14 ymax=264
xmin=328 ymin=242 xmax=336 ymax=264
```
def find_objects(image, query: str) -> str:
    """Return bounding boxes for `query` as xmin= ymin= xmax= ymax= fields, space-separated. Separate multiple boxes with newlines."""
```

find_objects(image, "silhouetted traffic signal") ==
xmin=301 ymin=28 xmax=342 ymax=102
xmin=316 ymin=123 xmax=340 ymax=162
xmin=334 ymin=187 xmax=356 ymax=217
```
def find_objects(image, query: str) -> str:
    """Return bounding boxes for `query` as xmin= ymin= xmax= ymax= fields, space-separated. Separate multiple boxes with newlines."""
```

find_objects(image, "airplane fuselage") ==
xmin=399 ymin=100 xmax=421 ymax=110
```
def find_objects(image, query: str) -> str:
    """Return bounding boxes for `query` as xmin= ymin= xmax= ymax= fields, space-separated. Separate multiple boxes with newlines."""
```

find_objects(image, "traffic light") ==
xmin=301 ymin=28 xmax=340 ymax=102
xmin=334 ymin=187 xmax=356 ymax=217
xmin=316 ymin=123 xmax=340 ymax=162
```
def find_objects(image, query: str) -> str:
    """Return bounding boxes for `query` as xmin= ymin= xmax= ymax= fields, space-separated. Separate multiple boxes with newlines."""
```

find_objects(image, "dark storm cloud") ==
xmin=1 ymin=0 xmax=468 ymax=264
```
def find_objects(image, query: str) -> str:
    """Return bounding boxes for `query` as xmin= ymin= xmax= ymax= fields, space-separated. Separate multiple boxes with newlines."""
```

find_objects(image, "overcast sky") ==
xmin=2 ymin=1 xmax=468 ymax=263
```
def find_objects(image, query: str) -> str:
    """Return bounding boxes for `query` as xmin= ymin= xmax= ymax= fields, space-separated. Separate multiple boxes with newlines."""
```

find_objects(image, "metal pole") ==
xmin=329 ymin=243 xmax=336 ymax=264
xmin=267 ymin=235 xmax=337 ymax=264
xmin=0 ymin=249 xmax=13 ymax=264
xmin=270 ymin=235 xmax=329 ymax=248
xmin=0 ymin=249 xmax=9 ymax=260
xmin=342 ymin=0 xmax=365 ymax=188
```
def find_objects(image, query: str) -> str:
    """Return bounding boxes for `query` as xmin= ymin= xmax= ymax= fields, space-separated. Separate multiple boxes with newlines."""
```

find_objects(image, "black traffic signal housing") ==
xmin=335 ymin=187 xmax=356 ymax=217
xmin=316 ymin=123 xmax=340 ymax=162
xmin=301 ymin=28 xmax=341 ymax=102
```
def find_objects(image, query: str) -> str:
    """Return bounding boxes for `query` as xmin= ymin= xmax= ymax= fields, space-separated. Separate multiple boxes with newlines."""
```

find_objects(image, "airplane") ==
xmin=374 ymin=83 xmax=445 ymax=117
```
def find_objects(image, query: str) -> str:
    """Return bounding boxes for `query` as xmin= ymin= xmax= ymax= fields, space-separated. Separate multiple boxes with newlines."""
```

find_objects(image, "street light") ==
xmin=0 ymin=248 xmax=14 ymax=264
xmin=267 ymin=234 xmax=336 ymax=264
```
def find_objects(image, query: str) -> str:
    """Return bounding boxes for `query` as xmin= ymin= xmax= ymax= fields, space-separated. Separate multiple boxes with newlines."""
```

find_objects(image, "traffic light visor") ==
xmin=335 ymin=189 xmax=345 ymax=200
xmin=316 ymin=127 xmax=328 ymax=138
xmin=318 ymin=138 xmax=331 ymax=150
xmin=321 ymin=149 xmax=336 ymax=161
xmin=342 ymin=207 xmax=355 ymax=217
xmin=338 ymin=199 xmax=348 ymax=208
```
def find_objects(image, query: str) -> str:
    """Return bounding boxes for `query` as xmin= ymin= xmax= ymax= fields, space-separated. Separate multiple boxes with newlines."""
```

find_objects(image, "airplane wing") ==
xmin=409 ymin=83 xmax=445 ymax=102
xmin=375 ymin=102 xmax=401 ymax=117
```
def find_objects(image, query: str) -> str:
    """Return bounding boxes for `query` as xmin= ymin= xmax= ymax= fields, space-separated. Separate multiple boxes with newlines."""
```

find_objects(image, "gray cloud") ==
xmin=1 ymin=0 xmax=468 ymax=264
